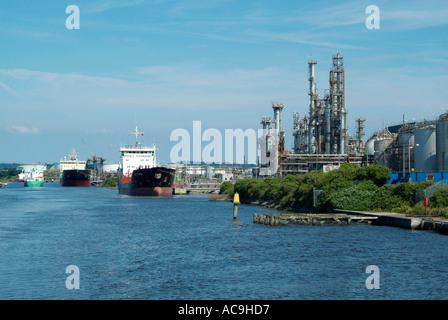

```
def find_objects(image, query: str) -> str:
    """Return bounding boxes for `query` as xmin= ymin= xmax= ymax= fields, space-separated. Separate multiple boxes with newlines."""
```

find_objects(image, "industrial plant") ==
xmin=367 ymin=113 xmax=448 ymax=183
xmin=259 ymin=53 xmax=448 ymax=183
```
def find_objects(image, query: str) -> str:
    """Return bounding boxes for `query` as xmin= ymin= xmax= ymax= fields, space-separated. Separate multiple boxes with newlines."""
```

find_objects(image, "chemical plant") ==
xmin=259 ymin=53 xmax=448 ymax=183
xmin=367 ymin=113 xmax=448 ymax=183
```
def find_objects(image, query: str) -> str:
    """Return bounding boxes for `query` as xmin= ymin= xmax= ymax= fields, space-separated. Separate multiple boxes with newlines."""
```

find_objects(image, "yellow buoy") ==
xmin=233 ymin=192 xmax=240 ymax=204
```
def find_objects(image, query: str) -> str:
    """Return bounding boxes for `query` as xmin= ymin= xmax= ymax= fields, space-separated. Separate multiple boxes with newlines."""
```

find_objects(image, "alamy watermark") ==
xmin=365 ymin=265 xmax=380 ymax=290
xmin=170 ymin=121 xmax=278 ymax=175
xmin=366 ymin=5 xmax=380 ymax=30
xmin=64 ymin=5 xmax=380 ymax=31
xmin=66 ymin=5 xmax=80 ymax=30
xmin=66 ymin=265 xmax=80 ymax=290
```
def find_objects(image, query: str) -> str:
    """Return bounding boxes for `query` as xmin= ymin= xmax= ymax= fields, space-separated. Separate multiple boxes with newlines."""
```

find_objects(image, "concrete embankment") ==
xmin=334 ymin=209 xmax=448 ymax=235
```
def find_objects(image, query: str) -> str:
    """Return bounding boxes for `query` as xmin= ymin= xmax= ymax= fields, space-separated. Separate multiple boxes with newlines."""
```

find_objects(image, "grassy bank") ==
xmin=98 ymin=177 xmax=118 ymax=189
xmin=220 ymin=163 xmax=448 ymax=218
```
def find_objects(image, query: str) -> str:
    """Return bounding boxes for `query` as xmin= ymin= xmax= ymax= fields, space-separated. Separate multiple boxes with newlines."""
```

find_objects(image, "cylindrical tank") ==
xmin=398 ymin=132 xmax=414 ymax=147
xmin=397 ymin=132 xmax=414 ymax=172
xmin=373 ymin=137 xmax=393 ymax=165
xmin=436 ymin=120 xmax=448 ymax=172
xmin=414 ymin=127 xmax=436 ymax=173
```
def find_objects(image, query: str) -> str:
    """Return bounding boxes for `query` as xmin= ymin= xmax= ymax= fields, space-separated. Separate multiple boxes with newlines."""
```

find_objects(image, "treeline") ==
xmin=220 ymin=163 xmax=448 ymax=217
xmin=0 ymin=168 xmax=21 ymax=182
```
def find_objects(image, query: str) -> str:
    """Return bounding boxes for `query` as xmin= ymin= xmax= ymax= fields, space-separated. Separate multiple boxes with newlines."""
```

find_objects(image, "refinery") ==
xmin=3 ymin=53 xmax=447 ymax=186
xmin=259 ymin=53 xmax=448 ymax=183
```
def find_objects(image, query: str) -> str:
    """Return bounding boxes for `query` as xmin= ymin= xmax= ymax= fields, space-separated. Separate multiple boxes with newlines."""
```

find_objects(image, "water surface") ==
xmin=1 ymin=182 xmax=447 ymax=299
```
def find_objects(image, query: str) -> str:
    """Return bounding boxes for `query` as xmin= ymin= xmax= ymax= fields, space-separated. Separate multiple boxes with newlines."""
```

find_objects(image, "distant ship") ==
xmin=60 ymin=149 xmax=91 ymax=187
xmin=117 ymin=125 xmax=174 ymax=196
xmin=17 ymin=172 xmax=26 ymax=182
xmin=24 ymin=169 xmax=44 ymax=188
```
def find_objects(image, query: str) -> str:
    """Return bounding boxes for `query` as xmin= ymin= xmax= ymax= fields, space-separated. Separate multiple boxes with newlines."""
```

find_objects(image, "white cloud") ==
xmin=0 ymin=82 xmax=17 ymax=96
xmin=7 ymin=125 xmax=40 ymax=134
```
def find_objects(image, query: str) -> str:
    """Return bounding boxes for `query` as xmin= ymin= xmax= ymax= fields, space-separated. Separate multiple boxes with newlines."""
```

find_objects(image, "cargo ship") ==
xmin=117 ymin=125 xmax=174 ymax=196
xmin=24 ymin=169 xmax=44 ymax=187
xmin=60 ymin=149 xmax=91 ymax=187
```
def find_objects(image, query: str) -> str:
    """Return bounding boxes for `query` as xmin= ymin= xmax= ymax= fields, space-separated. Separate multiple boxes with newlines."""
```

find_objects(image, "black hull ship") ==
xmin=117 ymin=126 xmax=174 ymax=196
xmin=118 ymin=167 xmax=174 ymax=196
xmin=60 ymin=149 xmax=91 ymax=187
xmin=60 ymin=169 xmax=91 ymax=187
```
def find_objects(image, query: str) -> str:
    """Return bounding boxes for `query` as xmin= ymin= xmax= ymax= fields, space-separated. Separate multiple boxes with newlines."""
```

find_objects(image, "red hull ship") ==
xmin=59 ymin=149 xmax=91 ymax=187
xmin=60 ymin=169 xmax=91 ymax=187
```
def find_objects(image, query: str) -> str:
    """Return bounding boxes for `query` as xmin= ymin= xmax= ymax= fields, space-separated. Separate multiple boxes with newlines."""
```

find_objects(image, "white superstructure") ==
xmin=120 ymin=125 xmax=156 ymax=176
xmin=60 ymin=148 xmax=86 ymax=170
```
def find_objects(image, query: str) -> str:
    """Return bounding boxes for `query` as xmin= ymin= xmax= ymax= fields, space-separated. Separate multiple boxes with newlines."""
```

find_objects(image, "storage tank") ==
xmin=397 ymin=131 xmax=414 ymax=172
xmin=398 ymin=132 xmax=414 ymax=147
xmin=373 ymin=137 xmax=394 ymax=165
xmin=436 ymin=119 xmax=448 ymax=172
xmin=414 ymin=127 xmax=436 ymax=172
xmin=364 ymin=137 xmax=375 ymax=157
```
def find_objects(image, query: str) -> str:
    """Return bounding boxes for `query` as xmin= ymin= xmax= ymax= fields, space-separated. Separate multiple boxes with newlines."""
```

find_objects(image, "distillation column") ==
xmin=272 ymin=102 xmax=285 ymax=156
xmin=261 ymin=116 xmax=272 ymax=156
xmin=331 ymin=53 xmax=346 ymax=154
xmin=308 ymin=60 xmax=317 ymax=154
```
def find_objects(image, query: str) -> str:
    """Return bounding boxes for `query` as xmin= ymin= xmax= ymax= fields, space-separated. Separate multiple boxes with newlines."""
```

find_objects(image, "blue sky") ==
xmin=0 ymin=0 xmax=447 ymax=164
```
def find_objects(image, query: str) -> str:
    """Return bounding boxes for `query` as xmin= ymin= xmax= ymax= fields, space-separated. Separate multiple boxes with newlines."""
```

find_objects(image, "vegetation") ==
xmin=99 ymin=177 xmax=118 ymax=188
xmin=219 ymin=181 xmax=234 ymax=196
xmin=220 ymin=163 xmax=448 ymax=218
xmin=0 ymin=168 xmax=21 ymax=182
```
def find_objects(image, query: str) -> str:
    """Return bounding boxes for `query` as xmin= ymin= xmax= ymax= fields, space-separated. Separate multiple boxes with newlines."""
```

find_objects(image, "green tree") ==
xmin=429 ymin=189 xmax=448 ymax=208
xmin=219 ymin=181 xmax=234 ymax=196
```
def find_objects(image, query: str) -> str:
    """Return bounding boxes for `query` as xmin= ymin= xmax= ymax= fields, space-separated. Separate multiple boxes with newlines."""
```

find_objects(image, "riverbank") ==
xmin=233 ymin=196 xmax=448 ymax=235
xmin=335 ymin=209 xmax=448 ymax=235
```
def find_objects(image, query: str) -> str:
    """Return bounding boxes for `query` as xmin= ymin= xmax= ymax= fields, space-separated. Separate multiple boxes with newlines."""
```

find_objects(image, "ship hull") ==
xmin=60 ymin=170 xmax=91 ymax=187
xmin=118 ymin=167 xmax=175 ymax=196
xmin=24 ymin=180 xmax=44 ymax=187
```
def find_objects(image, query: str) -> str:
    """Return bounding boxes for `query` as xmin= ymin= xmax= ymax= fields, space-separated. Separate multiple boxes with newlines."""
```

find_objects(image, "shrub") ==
xmin=429 ymin=188 xmax=448 ymax=208
xmin=356 ymin=164 xmax=391 ymax=187
xmin=328 ymin=184 xmax=377 ymax=211
xmin=100 ymin=177 xmax=118 ymax=188
xmin=392 ymin=183 xmax=417 ymax=205
xmin=372 ymin=185 xmax=404 ymax=211
xmin=219 ymin=181 xmax=234 ymax=195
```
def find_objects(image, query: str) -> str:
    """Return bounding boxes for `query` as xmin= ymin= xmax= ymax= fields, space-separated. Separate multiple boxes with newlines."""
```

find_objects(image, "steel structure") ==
xmin=292 ymin=53 xmax=357 ymax=156
xmin=259 ymin=53 xmax=365 ymax=176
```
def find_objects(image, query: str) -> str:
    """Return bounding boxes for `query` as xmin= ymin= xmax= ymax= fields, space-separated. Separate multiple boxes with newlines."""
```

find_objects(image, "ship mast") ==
xmin=130 ymin=125 xmax=143 ymax=148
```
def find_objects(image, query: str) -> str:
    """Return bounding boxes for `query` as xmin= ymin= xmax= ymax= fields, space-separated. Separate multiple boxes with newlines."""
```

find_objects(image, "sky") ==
xmin=0 ymin=0 xmax=447 ymax=165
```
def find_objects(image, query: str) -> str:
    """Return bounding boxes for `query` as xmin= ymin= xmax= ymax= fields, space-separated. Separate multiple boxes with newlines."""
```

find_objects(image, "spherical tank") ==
xmin=414 ymin=127 xmax=436 ymax=173
xmin=364 ymin=137 xmax=375 ymax=156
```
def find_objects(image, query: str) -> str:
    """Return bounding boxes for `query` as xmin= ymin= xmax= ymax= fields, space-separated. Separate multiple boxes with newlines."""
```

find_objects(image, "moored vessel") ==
xmin=17 ymin=172 xmax=26 ymax=182
xmin=24 ymin=167 xmax=44 ymax=187
xmin=117 ymin=125 xmax=174 ymax=196
xmin=60 ymin=149 xmax=91 ymax=187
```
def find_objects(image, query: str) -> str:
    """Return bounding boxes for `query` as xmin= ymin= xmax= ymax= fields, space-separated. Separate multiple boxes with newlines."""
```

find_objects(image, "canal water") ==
xmin=0 ymin=182 xmax=447 ymax=300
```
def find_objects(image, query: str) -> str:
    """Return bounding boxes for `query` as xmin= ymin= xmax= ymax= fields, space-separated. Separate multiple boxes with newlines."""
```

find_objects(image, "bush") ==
xmin=372 ymin=185 xmax=405 ymax=212
xmin=356 ymin=164 xmax=391 ymax=187
xmin=233 ymin=164 xmax=396 ymax=211
xmin=219 ymin=181 xmax=234 ymax=196
xmin=100 ymin=177 xmax=118 ymax=188
xmin=328 ymin=184 xmax=377 ymax=211
xmin=392 ymin=183 xmax=417 ymax=205
xmin=429 ymin=189 xmax=448 ymax=208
